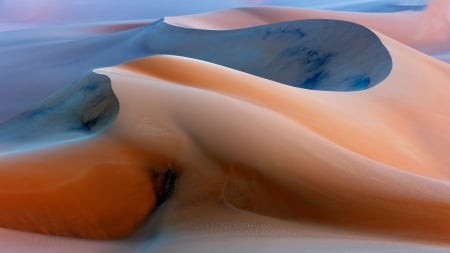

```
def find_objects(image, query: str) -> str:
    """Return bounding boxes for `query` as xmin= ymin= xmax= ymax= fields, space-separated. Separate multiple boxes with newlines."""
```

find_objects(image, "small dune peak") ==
xmin=0 ymin=72 xmax=119 ymax=153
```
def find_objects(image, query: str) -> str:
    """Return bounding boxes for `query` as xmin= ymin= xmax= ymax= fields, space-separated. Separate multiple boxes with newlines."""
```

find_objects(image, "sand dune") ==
xmin=0 ymin=26 xmax=449 ymax=243
xmin=3 ymin=0 xmax=448 ymax=122
xmin=166 ymin=0 xmax=450 ymax=54
xmin=95 ymin=44 xmax=450 ymax=242
xmin=0 ymin=74 xmax=118 ymax=153
xmin=137 ymin=19 xmax=392 ymax=91
xmin=0 ymin=1 xmax=450 ymax=253
xmin=0 ymin=18 xmax=391 ymax=122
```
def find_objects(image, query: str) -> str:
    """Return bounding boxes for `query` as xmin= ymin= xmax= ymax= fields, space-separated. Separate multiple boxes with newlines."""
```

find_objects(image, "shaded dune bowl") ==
xmin=139 ymin=19 xmax=392 ymax=91
xmin=0 ymin=14 xmax=450 ymax=251
xmin=0 ymin=19 xmax=392 ymax=122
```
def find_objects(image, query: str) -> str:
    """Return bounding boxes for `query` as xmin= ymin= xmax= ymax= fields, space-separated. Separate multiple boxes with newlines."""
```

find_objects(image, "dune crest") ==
xmin=0 ymin=19 xmax=393 ymax=122
xmin=0 ymin=73 xmax=177 ymax=239
xmin=141 ymin=19 xmax=392 ymax=91
xmin=93 ymin=50 xmax=450 ymax=243
xmin=0 ymin=73 xmax=118 ymax=153
xmin=165 ymin=0 xmax=450 ymax=54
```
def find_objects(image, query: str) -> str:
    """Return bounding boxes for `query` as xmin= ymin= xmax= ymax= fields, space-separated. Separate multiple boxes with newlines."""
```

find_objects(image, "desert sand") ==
xmin=0 ymin=1 xmax=449 ymax=253
xmin=166 ymin=0 xmax=450 ymax=54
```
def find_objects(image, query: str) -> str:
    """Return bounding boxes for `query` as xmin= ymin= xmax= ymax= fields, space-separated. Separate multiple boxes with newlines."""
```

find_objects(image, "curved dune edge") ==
xmin=0 ymin=73 xmax=176 ymax=240
xmin=165 ymin=0 xmax=450 ymax=54
xmin=0 ymin=18 xmax=393 ymax=125
xmin=144 ymin=19 xmax=392 ymax=91
xmin=0 ymin=73 xmax=119 ymax=153
xmin=113 ymin=33 xmax=450 ymax=181
xmin=92 ymin=36 xmax=450 ymax=243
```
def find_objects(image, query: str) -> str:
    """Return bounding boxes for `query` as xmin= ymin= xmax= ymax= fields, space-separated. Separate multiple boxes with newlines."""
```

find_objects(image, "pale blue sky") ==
xmin=0 ymin=0 xmax=427 ymax=30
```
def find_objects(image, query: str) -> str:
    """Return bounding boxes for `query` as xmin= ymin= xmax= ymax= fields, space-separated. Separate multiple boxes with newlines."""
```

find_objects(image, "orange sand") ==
xmin=0 ymin=136 xmax=170 ymax=239
xmin=93 ymin=43 xmax=450 ymax=243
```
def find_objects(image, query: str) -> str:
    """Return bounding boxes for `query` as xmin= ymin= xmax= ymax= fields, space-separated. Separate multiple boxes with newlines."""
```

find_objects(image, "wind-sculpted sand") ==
xmin=0 ymin=18 xmax=393 ymax=122
xmin=166 ymin=0 xmax=450 ymax=54
xmin=0 ymin=1 xmax=450 ymax=253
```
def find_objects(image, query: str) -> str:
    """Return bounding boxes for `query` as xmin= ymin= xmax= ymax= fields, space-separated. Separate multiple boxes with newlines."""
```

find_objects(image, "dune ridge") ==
xmin=139 ymin=19 xmax=392 ymax=91
xmin=165 ymin=0 xmax=450 ymax=54
xmin=0 ymin=73 xmax=118 ymax=153
xmin=93 ymin=47 xmax=450 ymax=243
xmin=0 ymin=18 xmax=392 ymax=123
xmin=0 ymin=28 xmax=447 ymax=241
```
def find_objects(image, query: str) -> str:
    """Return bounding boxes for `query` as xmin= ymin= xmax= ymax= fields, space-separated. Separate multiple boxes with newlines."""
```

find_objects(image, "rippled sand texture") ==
xmin=0 ymin=1 xmax=450 ymax=253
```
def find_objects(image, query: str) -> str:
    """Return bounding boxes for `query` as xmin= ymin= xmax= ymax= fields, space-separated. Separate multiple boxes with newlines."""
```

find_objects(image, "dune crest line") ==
xmin=0 ymin=18 xmax=393 ymax=122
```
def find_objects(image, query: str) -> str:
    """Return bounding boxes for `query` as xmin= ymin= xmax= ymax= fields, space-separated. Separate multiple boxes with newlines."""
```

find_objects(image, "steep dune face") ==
xmin=0 ymin=73 xmax=118 ymax=153
xmin=0 ymin=19 xmax=390 ymax=122
xmin=165 ymin=0 xmax=450 ymax=54
xmin=114 ymin=50 xmax=450 ymax=181
xmin=139 ymin=19 xmax=391 ymax=91
xmin=0 ymin=73 xmax=168 ymax=240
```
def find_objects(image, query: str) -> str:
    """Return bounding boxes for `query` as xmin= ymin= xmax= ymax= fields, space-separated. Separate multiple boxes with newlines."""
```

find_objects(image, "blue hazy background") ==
xmin=0 ymin=0 xmax=427 ymax=31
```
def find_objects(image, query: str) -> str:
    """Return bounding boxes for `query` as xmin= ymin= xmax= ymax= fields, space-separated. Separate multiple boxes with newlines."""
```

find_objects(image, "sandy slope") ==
xmin=2 ymin=1 xmax=448 ymax=123
xmin=166 ymin=0 xmax=450 ymax=54
xmin=0 ymin=18 xmax=392 ymax=121
xmin=91 ymin=27 xmax=450 ymax=245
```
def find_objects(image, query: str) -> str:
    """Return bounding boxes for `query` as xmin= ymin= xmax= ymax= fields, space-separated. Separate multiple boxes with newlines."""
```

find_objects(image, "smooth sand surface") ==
xmin=166 ymin=0 xmax=450 ymax=54
xmin=138 ymin=19 xmax=393 ymax=91
xmin=2 ymin=30 xmax=442 ymax=242
xmin=0 ymin=136 xmax=158 ymax=239
xmin=92 ymin=35 xmax=450 ymax=243
xmin=0 ymin=227 xmax=131 ymax=253
xmin=0 ymin=2 xmax=449 ymax=253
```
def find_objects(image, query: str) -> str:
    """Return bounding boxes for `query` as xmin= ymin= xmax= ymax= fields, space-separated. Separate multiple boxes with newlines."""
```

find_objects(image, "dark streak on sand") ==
xmin=151 ymin=167 xmax=177 ymax=206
